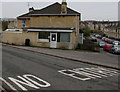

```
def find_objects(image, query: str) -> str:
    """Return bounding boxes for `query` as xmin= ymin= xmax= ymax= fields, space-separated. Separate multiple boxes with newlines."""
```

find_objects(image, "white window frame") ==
xmin=38 ymin=32 xmax=50 ymax=42
xmin=38 ymin=39 xmax=49 ymax=42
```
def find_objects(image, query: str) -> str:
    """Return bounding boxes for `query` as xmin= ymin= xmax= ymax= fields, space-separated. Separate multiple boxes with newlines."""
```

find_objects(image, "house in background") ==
xmin=3 ymin=0 xmax=81 ymax=49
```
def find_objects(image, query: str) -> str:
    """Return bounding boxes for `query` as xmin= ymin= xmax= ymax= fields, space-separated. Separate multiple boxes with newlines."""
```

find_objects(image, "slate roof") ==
xmin=17 ymin=2 xmax=80 ymax=19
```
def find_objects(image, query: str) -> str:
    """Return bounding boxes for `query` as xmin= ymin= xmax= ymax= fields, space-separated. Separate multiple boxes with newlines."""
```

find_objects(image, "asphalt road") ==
xmin=1 ymin=45 xmax=120 ymax=92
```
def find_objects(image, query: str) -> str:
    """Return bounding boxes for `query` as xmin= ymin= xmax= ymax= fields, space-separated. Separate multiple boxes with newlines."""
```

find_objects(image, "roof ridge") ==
xmin=17 ymin=2 xmax=80 ymax=18
xmin=34 ymin=2 xmax=60 ymax=11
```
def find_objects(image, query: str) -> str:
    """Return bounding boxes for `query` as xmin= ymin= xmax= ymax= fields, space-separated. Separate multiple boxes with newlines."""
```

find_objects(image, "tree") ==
xmin=83 ymin=28 xmax=91 ymax=37
xmin=2 ymin=21 xmax=8 ymax=31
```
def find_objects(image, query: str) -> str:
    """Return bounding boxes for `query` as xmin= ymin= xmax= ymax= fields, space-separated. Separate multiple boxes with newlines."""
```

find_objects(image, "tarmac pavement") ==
xmin=2 ymin=43 xmax=119 ymax=70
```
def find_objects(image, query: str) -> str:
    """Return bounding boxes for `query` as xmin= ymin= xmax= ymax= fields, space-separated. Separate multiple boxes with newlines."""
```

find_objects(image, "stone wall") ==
xmin=2 ymin=31 xmax=76 ymax=49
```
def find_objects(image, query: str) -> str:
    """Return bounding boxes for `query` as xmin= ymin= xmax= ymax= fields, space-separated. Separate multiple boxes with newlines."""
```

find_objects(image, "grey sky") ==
xmin=1 ymin=2 xmax=118 ymax=21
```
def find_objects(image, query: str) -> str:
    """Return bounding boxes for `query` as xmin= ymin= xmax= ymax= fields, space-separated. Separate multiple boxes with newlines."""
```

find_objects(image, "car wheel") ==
xmin=109 ymin=50 xmax=112 ymax=53
xmin=112 ymin=51 xmax=115 ymax=54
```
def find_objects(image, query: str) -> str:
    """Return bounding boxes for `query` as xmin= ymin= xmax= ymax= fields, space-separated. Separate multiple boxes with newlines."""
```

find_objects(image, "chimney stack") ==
xmin=61 ymin=0 xmax=67 ymax=14
xmin=29 ymin=7 xmax=34 ymax=12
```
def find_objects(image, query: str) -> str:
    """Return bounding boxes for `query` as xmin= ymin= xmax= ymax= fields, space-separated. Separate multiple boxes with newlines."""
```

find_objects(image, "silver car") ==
xmin=109 ymin=45 xmax=120 ymax=54
xmin=98 ymin=41 xmax=106 ymax=48
xmin=113 ymin=41 xmax=120 ymax=45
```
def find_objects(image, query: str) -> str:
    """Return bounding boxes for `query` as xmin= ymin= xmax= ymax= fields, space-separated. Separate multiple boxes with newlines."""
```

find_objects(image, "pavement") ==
xmin=2 ymin=43 xmax=119 ymax=70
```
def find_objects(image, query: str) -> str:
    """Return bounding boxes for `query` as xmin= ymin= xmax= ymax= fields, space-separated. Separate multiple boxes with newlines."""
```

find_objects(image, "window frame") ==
xmin=38 ymin=31 xmax=50 ymax=42
xmin=22 ymin=20 xmax=26 ymax=28
xmin=57 ymin=32 xmax=70 ymax=42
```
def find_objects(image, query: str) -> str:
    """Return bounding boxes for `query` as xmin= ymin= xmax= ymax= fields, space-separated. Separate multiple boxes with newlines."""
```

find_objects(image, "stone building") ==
xmin=3 ymin=0 xmax=81 ymax=49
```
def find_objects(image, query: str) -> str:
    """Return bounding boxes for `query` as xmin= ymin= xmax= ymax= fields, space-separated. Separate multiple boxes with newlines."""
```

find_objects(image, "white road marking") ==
xmin=86 ymin=68 xmax=118 ymax=76
xmin=91 ymin=67 xmax=118 ymax=74
xmin=23 ymin=74 xmax=51 ymax=88
xmin=8 ymin=74 xmax=51 ymax=91
xmin=8 ymin=76 xmax=39 ymax=91
xmin=58 ymin=70 xmax=91 ymax=81
xmin=73 ymin=68 xmax=108 ymax=77
xmin=58 ymin=67 xmax=118 ymax=81
xmin=84 ymin=68 xmax=114 ymax=76
xmin=76 ymin=68 xmax=109 ymax=77
xmin=69 ymin=70 xmax=101 ymax=78
xmin=0 ymin=86 xmax=7 ymax=92
xmin=0 ymin=77 xmax=17 ymax=91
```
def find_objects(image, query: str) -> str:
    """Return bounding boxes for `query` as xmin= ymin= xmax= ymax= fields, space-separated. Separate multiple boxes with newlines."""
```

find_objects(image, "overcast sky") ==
xmin=0 ymin=0 xmax=119 ymax=21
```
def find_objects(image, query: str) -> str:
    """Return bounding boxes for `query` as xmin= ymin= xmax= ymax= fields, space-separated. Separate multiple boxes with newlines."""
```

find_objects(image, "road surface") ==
xmin=1 ymin=45 xmax=119 ymax=92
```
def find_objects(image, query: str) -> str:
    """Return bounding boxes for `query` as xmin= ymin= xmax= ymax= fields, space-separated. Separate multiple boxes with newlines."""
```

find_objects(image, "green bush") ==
xmin=83 ymin=29 xmax=91 ymax=37
xmin=76 ymin=39 xmax=100 ymax=52
xmin=2 ymin=21 xmax=8 ymax=31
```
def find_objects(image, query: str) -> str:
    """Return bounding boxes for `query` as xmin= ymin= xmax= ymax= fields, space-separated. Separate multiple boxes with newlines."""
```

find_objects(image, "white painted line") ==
xmin=58 ymin=70 xmax=91 ymax=81
xmin=97 ymin=67 xmax=118 ymax=73
xmin=92 ymin=68 xmax=118 ymax=74
xmin=58 ymin=67 xmax=118 ymax=81
xmin=85 ymin=68 xmax=117 ymax=76
xmin=8 ymin=76 xmax=39 ymax=91
xmin=73 ymin=68 xmax=108 ymax=77
xmin=77 ymin=68 xmax=108 ymax=76
xmin=69 ymin=70 xmax=101 ymax=78
xmin=81 ymin=68 xmax=108 ymax=77
xmin=0 ymin=86 xmax=7 ymax=92
xmin=23 ymin=74 xmax=51 ymax=88
xmin=90 ymin=68 xmax=118 ymax=76
xmin=0 ymin=77 xmax=17 ymax=91
xmin=8 ymin=74 xmax=51 ymax=91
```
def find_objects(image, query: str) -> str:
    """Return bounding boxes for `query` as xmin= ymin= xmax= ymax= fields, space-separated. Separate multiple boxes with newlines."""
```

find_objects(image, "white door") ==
xmin=50 ymin=33 xmax=57 ymax=48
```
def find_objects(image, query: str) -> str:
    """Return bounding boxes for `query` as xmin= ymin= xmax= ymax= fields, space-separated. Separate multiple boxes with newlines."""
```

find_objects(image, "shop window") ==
xmin=38 ymin=32 xmax=50 ymax=42
xmin=60 ymin=33 xmax=70 ymax=42
xmin=57 ymin=33 xmax=70 ymax=42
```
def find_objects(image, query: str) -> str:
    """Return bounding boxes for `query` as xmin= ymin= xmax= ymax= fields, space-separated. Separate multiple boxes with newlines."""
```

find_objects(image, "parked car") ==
xmin=95 ymin=34 xmax=102 ymax=39
xmin=103 ymin=44 xmax=113 ymax=51
xmin=98 ymin=41 xmax=106 ymax=48
xmin=93 ymin=34 xmax=96 ymax=37
xmin=104 ymin=38 xmax=110 ymax=42
xmin=108 ymin=39 xmax=115 ymax=44
xmin=109 ymin=45 xmax=120 ymax=54
xmin=91 ymin=37 xmax=97 ymax=42
xmin=102 ymin=37 xmax=106 ymax=41
xmin=113 ymin=41 xmax=120 ymax=45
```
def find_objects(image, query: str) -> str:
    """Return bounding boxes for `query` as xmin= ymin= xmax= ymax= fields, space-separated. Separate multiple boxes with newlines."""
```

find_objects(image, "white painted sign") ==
xmin=0 ymin=74 xmax=51 ymax=91
xmin=58 ymin=67 xmax=118 ymax=81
